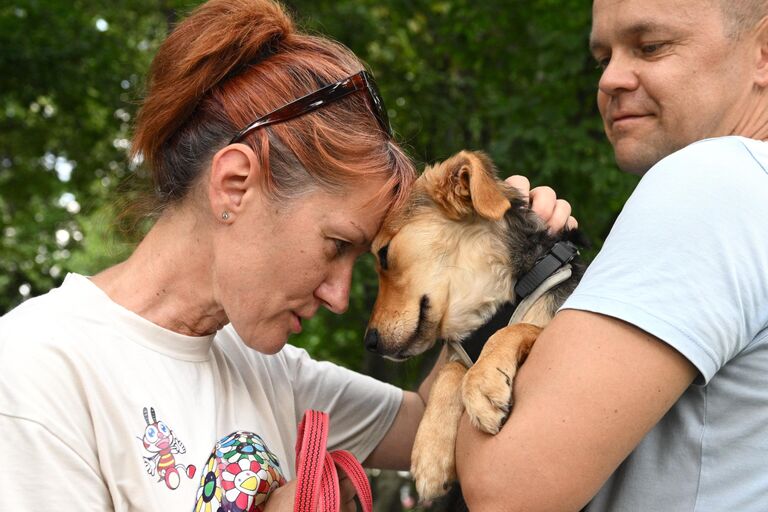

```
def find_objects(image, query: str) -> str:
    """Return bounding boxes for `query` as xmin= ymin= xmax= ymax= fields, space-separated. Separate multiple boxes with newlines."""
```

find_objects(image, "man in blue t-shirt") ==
xmin=456 ymin=1 xmax=768 ymax=510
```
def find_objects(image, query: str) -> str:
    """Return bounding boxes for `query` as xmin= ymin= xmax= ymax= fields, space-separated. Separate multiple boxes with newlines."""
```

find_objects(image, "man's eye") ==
xmin=640 ymin=42 xmax=665 ymax=56
xmin=378 ymin=244 xmax=389 ymax=270
xmin=594 ymin=54 xmax=610 ymax=70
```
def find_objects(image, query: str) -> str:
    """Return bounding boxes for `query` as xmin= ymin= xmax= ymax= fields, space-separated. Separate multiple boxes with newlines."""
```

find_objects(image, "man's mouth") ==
xmin=610 ymin=113 xmax=652 ymax=129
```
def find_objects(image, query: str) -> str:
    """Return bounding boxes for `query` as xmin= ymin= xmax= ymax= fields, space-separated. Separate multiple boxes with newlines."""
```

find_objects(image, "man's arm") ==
xmin=455 ymin=309 xmax=696 ymax=511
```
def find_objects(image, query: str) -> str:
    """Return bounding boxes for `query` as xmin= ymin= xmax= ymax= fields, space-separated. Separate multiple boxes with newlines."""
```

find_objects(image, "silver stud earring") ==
xmin=221 ymin=211 xmax=230 ymax=221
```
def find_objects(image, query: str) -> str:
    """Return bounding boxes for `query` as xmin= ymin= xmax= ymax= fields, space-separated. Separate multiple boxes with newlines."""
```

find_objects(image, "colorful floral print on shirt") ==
xmin=194 ymin=431 xmax=286 ymax=512
xmin=138 ymin=407 xmax=197 ymax=490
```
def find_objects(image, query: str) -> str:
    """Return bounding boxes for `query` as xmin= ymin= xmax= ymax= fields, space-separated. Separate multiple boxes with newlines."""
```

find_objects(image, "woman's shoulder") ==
xmin=0 ymin=278 xmax=98 ymax=430
xmin=0 ymin=274 xmax=98 ymax=351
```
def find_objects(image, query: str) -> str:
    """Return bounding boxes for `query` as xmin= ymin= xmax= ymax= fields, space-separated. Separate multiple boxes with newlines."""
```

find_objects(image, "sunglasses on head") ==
xmin=229 ymin=70 xmax=392 ymax=144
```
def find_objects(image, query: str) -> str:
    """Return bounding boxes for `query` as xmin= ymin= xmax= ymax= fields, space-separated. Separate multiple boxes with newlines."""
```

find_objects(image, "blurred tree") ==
xmin=0 ymin=0 xmax=185 ymax=311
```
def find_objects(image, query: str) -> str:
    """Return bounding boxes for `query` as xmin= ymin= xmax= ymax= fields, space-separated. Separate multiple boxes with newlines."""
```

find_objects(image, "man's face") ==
xmin=591 ymin=0 xmax=757 ymax=174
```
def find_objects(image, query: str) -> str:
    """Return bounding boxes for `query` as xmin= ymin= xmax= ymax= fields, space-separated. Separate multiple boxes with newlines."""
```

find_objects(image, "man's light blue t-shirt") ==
xmin=562 ymin=136 xmax=768 ymax=511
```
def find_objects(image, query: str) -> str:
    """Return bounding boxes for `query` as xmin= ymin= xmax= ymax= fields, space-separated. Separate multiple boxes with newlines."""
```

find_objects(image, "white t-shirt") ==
xmin=0 ymin=273 xmax=402 ymax=511
xmin=562 ymin=136 xmax=768 ymax=510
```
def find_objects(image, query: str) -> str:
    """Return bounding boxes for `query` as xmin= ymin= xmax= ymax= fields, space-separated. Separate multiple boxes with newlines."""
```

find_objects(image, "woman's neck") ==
xmin=91 ymin=208 xmax=228 ymax=336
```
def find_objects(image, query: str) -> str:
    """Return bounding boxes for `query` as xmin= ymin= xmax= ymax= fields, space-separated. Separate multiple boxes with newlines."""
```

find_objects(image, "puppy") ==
xmin=364 ymin=150 xmax=584 ymax=500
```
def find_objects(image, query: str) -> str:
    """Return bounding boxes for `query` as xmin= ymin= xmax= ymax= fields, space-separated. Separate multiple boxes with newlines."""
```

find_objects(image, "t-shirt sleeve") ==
xmin=283 ymin=345 xmax=403 ymax=462
xmin=561 ymin=137 xmax=768 ymax=383
xmin=0 ymin=297 xmax=112 ymax=509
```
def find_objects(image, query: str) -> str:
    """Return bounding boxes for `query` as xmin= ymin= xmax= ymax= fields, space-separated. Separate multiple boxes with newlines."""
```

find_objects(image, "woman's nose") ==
xmin=314 ymin=262 xmax=352 ymax=314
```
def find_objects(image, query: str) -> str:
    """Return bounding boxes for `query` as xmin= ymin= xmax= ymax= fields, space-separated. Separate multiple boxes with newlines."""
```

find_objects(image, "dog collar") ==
xmin=447 ymin=241 xmax=579 ymax=367
xmin=514 ymin=241 xmax=579 ymax=301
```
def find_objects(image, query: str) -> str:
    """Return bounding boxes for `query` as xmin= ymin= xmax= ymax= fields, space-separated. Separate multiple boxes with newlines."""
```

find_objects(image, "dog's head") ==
xmin=364 ymin=150 xmax=539 ymax=360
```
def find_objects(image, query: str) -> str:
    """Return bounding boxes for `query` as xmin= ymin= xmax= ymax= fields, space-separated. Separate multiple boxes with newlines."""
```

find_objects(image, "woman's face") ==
xmin=212 ymin=177 xmax=390 ymax=353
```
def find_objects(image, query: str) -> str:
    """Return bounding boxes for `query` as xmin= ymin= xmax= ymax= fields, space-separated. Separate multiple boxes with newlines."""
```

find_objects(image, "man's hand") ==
xmin=505 ymin=175 xmax=578 ymax=232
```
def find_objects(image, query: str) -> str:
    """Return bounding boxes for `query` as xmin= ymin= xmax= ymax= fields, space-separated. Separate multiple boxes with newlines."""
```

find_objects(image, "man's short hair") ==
xmin=718 ymin=0 xmax=768 ymax=38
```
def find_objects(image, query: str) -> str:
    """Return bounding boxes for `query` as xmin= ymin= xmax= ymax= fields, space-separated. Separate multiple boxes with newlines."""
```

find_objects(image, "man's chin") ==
xmin=614 ymin=145 xmax=663 ymax=176
xmin=612 ymin=135 xmax=684 ymax=176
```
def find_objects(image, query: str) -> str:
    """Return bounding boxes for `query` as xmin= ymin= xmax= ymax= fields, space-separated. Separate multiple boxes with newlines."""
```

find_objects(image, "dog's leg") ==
xmin=411 ymin=360 xmax=466 ymax=501
xmin=461 ymin=323 xmax=541 ymax=434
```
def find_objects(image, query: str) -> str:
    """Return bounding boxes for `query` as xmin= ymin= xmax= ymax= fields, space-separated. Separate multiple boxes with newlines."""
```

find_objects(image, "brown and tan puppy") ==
xmin=364 ymin=151 xmax=584 ymax=500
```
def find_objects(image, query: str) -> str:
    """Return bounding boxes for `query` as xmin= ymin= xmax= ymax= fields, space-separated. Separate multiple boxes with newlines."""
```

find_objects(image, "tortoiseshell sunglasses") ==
xmin=229 ymin=70 xmax=392 ymax=143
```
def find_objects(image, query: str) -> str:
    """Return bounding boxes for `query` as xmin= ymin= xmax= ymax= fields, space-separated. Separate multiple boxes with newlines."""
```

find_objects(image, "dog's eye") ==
xmin=378 ymin=244 xmax=389 ymax=270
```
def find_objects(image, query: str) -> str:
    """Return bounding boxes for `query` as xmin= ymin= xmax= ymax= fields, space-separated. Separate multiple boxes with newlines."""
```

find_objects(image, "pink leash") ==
xmin=293 ymin=410 xmax=373 ymax=512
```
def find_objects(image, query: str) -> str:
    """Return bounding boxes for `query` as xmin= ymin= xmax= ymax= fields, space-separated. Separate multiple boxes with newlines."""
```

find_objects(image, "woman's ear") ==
xmin=208 ymin=143 xmax=261 ymax=223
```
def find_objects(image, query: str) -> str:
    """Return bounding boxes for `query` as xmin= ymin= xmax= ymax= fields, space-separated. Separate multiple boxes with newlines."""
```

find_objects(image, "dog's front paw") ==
xmin=461 ymin=362 xmax=516 ymax=434
xmin=410 ymin=424 xmax=456 ymax=501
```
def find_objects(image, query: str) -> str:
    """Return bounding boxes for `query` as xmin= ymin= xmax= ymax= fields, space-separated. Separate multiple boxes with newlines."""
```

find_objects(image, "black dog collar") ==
xmin=514 ymin=241 xmax=579 ymax=301
xmin=456 ymin=241 xmax=579 ymax=364
xmin=458 ymin=302 xmax=516 ymax=363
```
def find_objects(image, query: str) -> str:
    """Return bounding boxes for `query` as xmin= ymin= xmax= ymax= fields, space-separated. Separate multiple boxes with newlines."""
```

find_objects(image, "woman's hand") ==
xmin=505 ymin=175 xmax=578 ymax=232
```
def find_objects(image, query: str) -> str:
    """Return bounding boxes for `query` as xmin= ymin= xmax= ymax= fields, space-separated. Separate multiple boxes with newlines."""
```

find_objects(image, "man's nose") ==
xmin=598 ymin=53 xmax=640 ymax=96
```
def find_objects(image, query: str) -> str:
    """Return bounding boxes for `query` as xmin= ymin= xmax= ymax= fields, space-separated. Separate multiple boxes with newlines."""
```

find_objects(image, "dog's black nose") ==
xmin=364 ymin=328 xmax=381 ymax=353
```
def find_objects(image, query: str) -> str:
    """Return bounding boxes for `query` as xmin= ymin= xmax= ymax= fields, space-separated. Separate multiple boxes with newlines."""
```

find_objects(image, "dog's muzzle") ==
xmin=364 ymin=328 xmax=381 ymax=353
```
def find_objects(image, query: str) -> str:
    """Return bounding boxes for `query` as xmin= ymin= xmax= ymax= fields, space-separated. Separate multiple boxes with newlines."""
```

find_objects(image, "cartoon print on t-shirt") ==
xmin=138 ymin=406 xmax=197 ymax=490
xmin=194 ymin=431 xmax=286 ymax=512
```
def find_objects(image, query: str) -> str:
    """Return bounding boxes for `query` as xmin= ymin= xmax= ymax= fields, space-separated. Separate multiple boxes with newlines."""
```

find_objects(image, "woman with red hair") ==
xmin=0 ymin=0 xmax=574 ymax=510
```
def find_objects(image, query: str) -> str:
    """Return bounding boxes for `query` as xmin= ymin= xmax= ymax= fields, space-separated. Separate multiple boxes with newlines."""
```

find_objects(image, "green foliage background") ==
xmin=1 ymin=1 xmax=639 ymax=509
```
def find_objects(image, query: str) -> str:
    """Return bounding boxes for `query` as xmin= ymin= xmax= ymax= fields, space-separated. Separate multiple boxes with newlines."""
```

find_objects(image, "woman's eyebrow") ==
xmin=349 ymin=222 xmax=373 ymax=247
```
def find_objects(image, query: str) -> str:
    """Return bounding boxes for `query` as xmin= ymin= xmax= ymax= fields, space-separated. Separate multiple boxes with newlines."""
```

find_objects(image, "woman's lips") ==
xmin=291 ymin=312 xmax=302 ymax=334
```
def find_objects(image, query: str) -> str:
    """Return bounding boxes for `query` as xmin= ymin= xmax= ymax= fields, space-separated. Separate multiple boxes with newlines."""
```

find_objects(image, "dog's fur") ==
xmin=365 ymin=150 xmax=584 ymax=500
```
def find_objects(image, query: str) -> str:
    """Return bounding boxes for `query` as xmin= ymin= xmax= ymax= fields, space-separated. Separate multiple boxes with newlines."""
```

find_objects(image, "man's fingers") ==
xmin=505 ymin=175 xmax=531 ymax=197
xmin=529 ymin=186 xmax=557 ymax=222
xmin=547 ymin=199 xmax=573 ymax=233
xmin=505 ymin=179 xmax=579 ymax=233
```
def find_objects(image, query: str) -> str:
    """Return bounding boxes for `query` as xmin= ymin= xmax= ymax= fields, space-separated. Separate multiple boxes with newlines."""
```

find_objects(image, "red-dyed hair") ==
xmin=132 ymin=0 xmax=414 ymax=210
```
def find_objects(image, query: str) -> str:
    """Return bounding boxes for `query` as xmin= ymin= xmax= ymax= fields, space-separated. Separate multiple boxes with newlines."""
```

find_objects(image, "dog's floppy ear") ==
xmin=428 ymin=150 xmax=511 ymax=221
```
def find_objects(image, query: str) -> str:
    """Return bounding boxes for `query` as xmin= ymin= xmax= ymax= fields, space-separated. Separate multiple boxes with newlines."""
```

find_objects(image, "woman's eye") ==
xmin=333 ymin=239 xmax=351 ymax=256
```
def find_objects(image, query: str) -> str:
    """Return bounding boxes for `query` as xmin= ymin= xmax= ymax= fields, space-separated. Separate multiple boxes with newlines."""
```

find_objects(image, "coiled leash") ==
xmin=293 ymin=410 xmax=373 ymax=512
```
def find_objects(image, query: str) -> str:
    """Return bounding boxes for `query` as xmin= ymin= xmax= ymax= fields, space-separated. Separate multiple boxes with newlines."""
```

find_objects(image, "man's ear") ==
xmin=425 ymin=150 xmax=511 ymax=221
xmin=753 ymin=16 xmax=768 ymax=87
xmin=208 ymin=144 xmax=260 ymax=222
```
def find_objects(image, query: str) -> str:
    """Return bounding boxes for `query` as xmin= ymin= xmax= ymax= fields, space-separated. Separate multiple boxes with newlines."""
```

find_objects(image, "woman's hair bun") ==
xmin=132 ymin=0 xmax=295 ymax=172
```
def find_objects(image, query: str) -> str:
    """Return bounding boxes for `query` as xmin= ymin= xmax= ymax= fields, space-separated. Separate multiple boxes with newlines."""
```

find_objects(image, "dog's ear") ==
xmin=428 ymin=151 xmax=511 ymax=221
